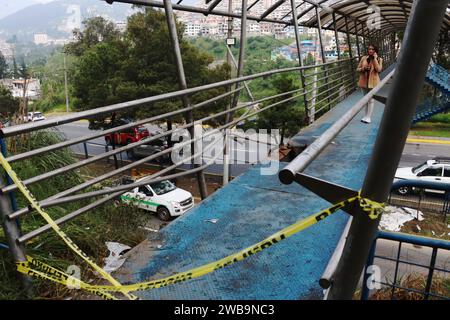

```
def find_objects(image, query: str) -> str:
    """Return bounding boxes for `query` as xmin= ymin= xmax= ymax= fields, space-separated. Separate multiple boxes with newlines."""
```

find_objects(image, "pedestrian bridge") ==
xmin=114 ymin=65 xmax=395 ymax=299
xmin=0 ymin=0 xmax=449 ymax=300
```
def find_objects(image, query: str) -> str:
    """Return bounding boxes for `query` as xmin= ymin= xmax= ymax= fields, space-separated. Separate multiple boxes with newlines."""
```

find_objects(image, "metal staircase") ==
xmin=412 ymin=63 xmax=449 ymax=123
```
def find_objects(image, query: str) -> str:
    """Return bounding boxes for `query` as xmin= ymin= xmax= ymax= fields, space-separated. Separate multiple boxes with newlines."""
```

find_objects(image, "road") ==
xmin=56 ymin=121 xmax=276 ymax=177
xmin=400 ymin=138 xmax=450 ymax=167
xmin=56 ymin=121 xmax=450 ymax=177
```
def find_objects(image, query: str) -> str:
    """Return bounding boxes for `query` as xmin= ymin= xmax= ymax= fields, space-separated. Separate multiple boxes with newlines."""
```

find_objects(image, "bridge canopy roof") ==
xmin=300 ymin=0 xmax=450 ymax=36
xmin=112 ymin=0 xmax=449 ymax=36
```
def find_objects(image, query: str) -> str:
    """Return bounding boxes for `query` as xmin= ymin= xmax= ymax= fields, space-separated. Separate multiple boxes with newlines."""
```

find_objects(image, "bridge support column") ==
xmin=355 ymin=21 xmax=361 ymax=58
xmin=332 ymin=13 xmax=341 ymax=60
xmin=344 ymin=16 xmax=356 ymax=89
xmin=327 ymin=0 xmax=448 ymax=300
xmin=223 ymin=0 xmax=248 ymax=185
xmin=290 ymin=0 xmax=308 ymax=124
xmin=316 ymin=6 xmax=331 ymax=108
xmin=0 ymin=141 xmax=33 ymax=296
xmin=163 ymin=0 xmax=208 ymax=199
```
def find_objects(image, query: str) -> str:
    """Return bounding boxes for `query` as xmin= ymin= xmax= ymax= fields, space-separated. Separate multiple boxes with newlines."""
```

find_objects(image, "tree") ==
xmin=0 ymin=51 xmax=6 ymax=79
xmin=255 ymin=75 xmax=304 ymax=146
xmin=0 ymin=85 xmax=19 ymax=115
xmin=70 ymin=9 xmax=229 ymax=127
xmin=66 ymin=17 xmax=122 ymax=57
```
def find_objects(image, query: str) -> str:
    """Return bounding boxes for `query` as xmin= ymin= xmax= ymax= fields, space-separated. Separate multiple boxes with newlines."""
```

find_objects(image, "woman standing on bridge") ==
xmin=356 ymin=44 xmax=383 ymax=124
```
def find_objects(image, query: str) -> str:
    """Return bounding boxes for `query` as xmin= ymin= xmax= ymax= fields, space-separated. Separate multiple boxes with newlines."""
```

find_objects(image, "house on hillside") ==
xmin=0 ymin=78 xmax=41 ymax=100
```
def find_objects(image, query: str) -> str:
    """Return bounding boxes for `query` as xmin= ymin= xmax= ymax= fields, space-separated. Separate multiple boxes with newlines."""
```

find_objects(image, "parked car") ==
xmin=118 ymin=176 xmax=194 ymax=221
xmin=128 ymin=136 xmax=170 ymax=163
xmin=26 ymin=112 xmax=46 ymax=122
xmin=393 ymin=157 xmax=450 ymax=194
xmin=104 ymin=118 xmax=150 ymax=146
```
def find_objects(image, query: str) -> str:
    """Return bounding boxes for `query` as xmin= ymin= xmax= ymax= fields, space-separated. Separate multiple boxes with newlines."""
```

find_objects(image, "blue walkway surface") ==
xmin=115 ymin=66 xmax=395 ymax=300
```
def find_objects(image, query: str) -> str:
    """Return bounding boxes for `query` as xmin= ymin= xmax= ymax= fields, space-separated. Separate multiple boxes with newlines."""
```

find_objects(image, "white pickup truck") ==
xmin=117 ymin=176 xmax=194 ymax=221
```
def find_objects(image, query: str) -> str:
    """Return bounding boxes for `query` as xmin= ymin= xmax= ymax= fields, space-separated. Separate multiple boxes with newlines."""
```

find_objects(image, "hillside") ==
xmin=0 ymin=0 xmax=37 ymax=20
xmin=0 ymin=0 xmax=136 ymax=41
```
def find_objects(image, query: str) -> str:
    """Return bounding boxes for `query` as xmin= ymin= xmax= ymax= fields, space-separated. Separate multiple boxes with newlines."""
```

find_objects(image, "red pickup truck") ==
xmin=104 ymin=119 xmax=150 ymax=145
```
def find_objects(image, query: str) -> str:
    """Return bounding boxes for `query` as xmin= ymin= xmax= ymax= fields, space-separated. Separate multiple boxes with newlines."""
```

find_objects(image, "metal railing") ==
xmin=361 ymin=180 xmax=450 ymax=300
xmin=427 ymin=63 xmax=450 ymax=92
xmin=389 ymin=179 xmax=450 ymax=219
xmin=1 ymin=58 xmax=362 ymax=247
xmin=361 ymin=231 xmax=450 ymax=300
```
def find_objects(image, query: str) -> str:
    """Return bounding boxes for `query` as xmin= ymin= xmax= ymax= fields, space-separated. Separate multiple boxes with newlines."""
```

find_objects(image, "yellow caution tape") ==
xmin=0 ymin=153 xmax=137 ymax=300
xmin=19 ymin=194 xmax=378 ymax=295
xmin=358 ymin=193 xmax=385 ymax=220
xmin=17 ymin=256 xmax=118 ymax=300
xmin=1 ymin=152 xmax=385 ymax=298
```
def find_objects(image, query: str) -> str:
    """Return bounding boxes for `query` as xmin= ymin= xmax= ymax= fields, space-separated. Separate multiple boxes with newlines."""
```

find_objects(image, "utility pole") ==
xmin=63 ymin=52 xmax=69 ymax=113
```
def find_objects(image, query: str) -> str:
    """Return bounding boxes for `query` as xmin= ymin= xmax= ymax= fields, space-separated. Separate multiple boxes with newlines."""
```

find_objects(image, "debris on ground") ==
xmin=103 ymin=242 xmax=131 ymax=274
xmin=139 ymin=226 xmax=159 ymax=233
xmin=379 ymin=206 xmax=424 ymax=232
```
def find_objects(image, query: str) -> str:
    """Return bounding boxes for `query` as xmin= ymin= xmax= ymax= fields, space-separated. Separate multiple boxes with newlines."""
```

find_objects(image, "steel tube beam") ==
xmin=106 ymin=0 xmax=290 ymax=25
xmin=247 ymin=0 xmax=262 ymax=11
xmin=8 ymin=88 xmax=303 ymax=219
xmin=344 ymin=16 xmax=352 ymax=59
xmin=320 ymin=218 xmax=352 ymax=289
xmin=208 ymin=0 xmax=222 ymax=11
xmin=0 ymin=72 xmax=286 ymax=137
xmin=316 ymin=6 xmax=326 ymax=63
xmin=332 ymin=12 xmax=341 ymax=60
xmin=165 ymin=0 xmax=208 ymax=199
xmin=290 ymin=0 xmax=309 ymax=124
xmin=327 ymin=0 xmax=448 ymax=299
xmin=344 ymin=16 xmax=356 ymax=87
xmin=3 ymin=88 xmax=299 ymax=195
xmin=311 ymin=82 xmax=355 ymax=116
xmin=0 ymin=173 xmax=32 ymax=295
xmin=355 ymin=21 xmax=361 ymax=57
xmin=225 ymin=0 xmax=248 ymax=185
xmin=260 ymin=0 xmax=285 ymax=20
xmin=2 ymin=59 xmax=350 ymax=138
xmin=225 ymin=45 xmax=254 ymax=101
xmin=278 ymin=68 xmax=394 ymax=184
xmin=17 ymin=93 xmax=302 ymax=242
xmin=230 ymin=0 xmax=248 ymax=115
xmin=6 ymin=87 xmax=242 ymax=164
xmin=18 ymin=137 xmax=226 ymax=244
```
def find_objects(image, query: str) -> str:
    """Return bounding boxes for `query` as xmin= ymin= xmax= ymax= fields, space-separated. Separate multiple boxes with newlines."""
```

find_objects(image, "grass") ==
xmin=369 ymin=273 xmax=450 ymax=300
xmin=0 ymin=131 xmax=148 ymax=299
xmin=410 ymin=120 xmax=450 ymax=138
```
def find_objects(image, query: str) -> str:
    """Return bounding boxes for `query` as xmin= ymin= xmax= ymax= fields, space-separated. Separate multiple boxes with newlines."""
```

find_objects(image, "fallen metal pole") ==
xmin=327 ymin=0 xmax=448 ymax=299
